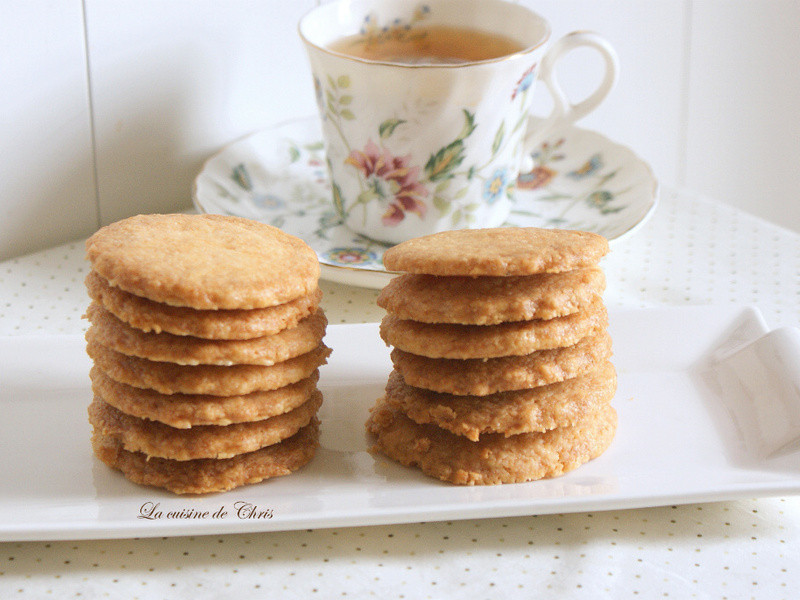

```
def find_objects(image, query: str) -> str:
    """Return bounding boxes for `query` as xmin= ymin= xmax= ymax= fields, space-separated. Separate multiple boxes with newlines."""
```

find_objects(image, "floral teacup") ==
xmin=299 ymin=0 xmax=618 ymax=245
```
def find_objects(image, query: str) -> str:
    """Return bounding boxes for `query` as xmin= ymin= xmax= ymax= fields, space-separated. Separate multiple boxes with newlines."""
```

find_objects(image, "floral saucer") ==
xmin=193 ymin=116 xmax=658 ymax=289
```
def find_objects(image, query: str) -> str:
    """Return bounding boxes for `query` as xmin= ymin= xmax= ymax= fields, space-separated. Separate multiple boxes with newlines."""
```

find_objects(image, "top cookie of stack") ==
xmin=368 ymin=227 xmax=617 ymax=485
xmin=84 ymin=214 xmax=329 ymax=494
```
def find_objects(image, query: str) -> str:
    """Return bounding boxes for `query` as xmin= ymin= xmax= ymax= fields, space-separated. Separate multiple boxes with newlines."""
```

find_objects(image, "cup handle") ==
xmin=521 ymin=31 xmax=619 ymax=165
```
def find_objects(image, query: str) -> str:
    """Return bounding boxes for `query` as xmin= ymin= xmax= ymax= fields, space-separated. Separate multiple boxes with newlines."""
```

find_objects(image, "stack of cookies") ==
xmin=367 ymin=227 xmax=617 ymax=485
xmin=84 ymin=214 xmax=329 ymax=494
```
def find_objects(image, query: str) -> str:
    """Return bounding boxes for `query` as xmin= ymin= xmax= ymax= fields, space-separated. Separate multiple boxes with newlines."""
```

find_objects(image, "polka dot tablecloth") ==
xmin=1 ymin=187 xmax=799 ymax=599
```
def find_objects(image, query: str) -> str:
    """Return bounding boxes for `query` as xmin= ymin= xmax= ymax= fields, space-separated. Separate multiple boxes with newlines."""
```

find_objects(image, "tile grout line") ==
xmin=80 ymin=0 xmax=102 ymax=230
xmin=676 ymin=0 xmax=694 ymax=188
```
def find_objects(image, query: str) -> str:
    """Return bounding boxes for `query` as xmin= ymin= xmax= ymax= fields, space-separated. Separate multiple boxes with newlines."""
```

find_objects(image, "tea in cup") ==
xmin=299 ymin=0 xmax=618 ymax=244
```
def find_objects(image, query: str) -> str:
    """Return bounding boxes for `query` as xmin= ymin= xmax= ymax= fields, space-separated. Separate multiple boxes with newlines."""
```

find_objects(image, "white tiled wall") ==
xmin=83 ymin=0 xmax=318 ymax=225
xmin=2 ymin=0 xmax=799 ymax=260
xmin=1 ymin=1 xmax=97 ymax=260
xmin=684 ymin=0 xmax=800 ymax=231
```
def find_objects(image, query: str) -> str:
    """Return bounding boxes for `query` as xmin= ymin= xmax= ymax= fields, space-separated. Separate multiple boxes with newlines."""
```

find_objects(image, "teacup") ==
xmin=299 ymin=0 xmax=618 ymax=244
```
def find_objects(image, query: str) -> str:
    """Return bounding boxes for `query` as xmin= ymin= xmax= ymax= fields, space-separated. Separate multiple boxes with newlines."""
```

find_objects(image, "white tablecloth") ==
xmin=1 ymin=187 xmax=798 ymax=599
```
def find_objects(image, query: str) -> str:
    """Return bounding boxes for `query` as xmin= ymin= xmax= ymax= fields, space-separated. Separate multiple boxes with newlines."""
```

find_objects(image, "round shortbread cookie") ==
xmin=390 ymin=331 xmax=612 ymax=396
xmin=380 ymin=296 xmax=607 ymax=358
xmin=382 ymin=227 xmax=609 ymax=276
xmin=85 ymin=302 xmax=327 ymax=366
xmin=90 ymin=366 xmax=320 ymax=428
xmin=85 ymin=270 xmax=322 ymax=339
xmin=88 ymin=392 xmax=322 ymax=460
xmin=85 ymin=214 xmax=320 ymax=309
xmin=366 ymin=398 xmax=617 ymax=485
xmin=377 ymin=268 xmax=605 ymax=325
xmin=384 ymin=361 xmax=616 ymax=441
xmin=91 ymin=419 xmax=319 ymax=494
xmin=87 ymin=338 xmax=331 ymax=396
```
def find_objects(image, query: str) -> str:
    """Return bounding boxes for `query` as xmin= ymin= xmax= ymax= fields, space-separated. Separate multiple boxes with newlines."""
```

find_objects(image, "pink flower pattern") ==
xmin=345 ymin=140 xmax=429 ymax=226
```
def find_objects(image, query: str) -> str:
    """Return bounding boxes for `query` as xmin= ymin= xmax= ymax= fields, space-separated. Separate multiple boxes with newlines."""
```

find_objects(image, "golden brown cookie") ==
xmin=90 ymin=366 xmax=320 ymax=428
xmin=366 ymin=398 xmax=617 ymax=485
xmin=85 ymin=302 xmax=327 ymax=366
xmin=85 ymin=270 xmax=322 ymax=339
xmin=390 ymin=330 xmax=612 ymax=395
xmin=87 ymin=337 xmax=331 ymax=396
xmin=88 ymin=392 xmax=322 ymax=460
xmin=91 ymin=420 xmax=319 ymax=494
xmin=382 ymin=227 xmax=609 ymax=276
xmin=377 ymin=268 xmax=605 ymax=325
xmin=85 ymin=214 xmax=320 ymax=309
xmin=383 ymin=362 xmax=616 ymax=441
xmin=380 ymin=296 xmax=607 ymax=359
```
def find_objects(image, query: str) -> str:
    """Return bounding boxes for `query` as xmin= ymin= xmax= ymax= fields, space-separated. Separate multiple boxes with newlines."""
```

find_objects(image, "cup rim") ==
xmin=298 ymin=0 xmax=551 ymax=69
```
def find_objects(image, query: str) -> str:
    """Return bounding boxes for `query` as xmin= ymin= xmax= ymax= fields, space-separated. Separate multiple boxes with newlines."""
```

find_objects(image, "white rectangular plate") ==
xmin=1 ymin=306 xmax=799 ymax=541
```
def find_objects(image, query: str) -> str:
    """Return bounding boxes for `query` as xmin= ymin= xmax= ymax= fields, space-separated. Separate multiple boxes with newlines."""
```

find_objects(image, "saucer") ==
xmin=193 ymin=116 xmax=658 ymax=289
